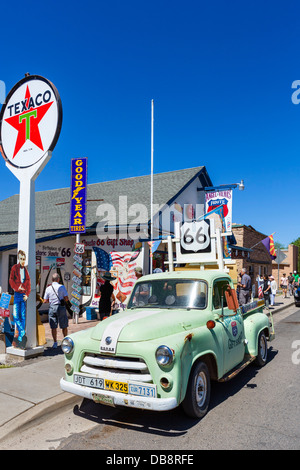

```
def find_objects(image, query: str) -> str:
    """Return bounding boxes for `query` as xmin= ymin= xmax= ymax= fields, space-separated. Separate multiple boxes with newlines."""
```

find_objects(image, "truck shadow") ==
xmin=73 ymin=346 xmax=278 ymax=437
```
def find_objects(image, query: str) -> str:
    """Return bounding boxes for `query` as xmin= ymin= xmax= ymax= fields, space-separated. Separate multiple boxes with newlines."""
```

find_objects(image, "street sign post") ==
xmin=276 ymin=248 xmax=287 ymax=290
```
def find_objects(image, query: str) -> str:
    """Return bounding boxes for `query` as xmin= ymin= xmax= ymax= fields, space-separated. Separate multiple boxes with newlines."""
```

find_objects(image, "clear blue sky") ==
xmin=1 ymin=0 xmax=299 ymax=247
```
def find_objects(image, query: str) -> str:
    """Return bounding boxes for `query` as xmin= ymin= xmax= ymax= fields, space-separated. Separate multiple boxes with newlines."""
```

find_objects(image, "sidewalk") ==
xmin=0 ymin=295 xmax=295 ymax=443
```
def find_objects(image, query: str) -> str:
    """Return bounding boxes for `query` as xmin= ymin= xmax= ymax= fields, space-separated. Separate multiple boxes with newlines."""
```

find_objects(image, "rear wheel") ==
xmin=182 ymin=361 xmax=210 ymax=419
xmin=255 ymin=331 xmax=268 ymax=367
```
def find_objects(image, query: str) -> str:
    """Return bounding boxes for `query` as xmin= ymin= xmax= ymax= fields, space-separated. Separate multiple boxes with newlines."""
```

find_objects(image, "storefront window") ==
xmin=82 ymin=251 xmax=92 ymax=296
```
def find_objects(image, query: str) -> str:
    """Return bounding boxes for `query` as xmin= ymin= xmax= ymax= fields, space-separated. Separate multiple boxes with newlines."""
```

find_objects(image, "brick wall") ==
xmin=271 ymin=244 xmax=299 ymax=283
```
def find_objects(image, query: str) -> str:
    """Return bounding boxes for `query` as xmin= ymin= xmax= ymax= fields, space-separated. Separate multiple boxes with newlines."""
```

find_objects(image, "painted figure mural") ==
xmin=9 ymin=250 xmax=31 ymax=349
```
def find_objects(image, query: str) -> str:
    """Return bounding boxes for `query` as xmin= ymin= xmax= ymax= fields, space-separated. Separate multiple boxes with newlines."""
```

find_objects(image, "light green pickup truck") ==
xmin=60 ymin=270 xmax=274 ymax=419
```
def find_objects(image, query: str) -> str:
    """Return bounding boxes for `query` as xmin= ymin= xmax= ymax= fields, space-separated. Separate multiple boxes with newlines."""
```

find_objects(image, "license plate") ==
xmin=74 ymin=374 xmax=128 ymax=394
xmin=104 ymin=379 xmax=128 ymax=394
xmin=74 ymin=374 xmax=156 ymax=398
xmin=74 ymin=374 xmax=104 ymax=389
xmin=92 ymin=393 xmax=115 ymax=407
xmin=128 ymin=382 xmax=157 ymax=398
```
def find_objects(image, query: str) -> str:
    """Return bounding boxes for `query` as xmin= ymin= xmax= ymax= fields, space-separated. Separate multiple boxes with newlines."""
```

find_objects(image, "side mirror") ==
xmin=225 ymin=286 xmax=239 ymax=313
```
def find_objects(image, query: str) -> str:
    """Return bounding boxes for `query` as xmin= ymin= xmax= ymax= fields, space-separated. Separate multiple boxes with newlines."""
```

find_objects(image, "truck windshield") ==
xmin=127 ymin=279 xmax=207 ymax=309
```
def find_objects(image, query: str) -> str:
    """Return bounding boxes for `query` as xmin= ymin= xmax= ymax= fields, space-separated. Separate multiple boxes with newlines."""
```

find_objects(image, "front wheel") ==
xmin=255 ymin=331 xmax=268 ymax=367
xmin=182 ymin=361 xmax=211 ymax=419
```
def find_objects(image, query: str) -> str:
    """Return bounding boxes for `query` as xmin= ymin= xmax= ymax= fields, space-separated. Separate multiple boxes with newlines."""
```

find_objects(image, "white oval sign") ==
xmin=0 ymin=75 xmax=62 ymax=168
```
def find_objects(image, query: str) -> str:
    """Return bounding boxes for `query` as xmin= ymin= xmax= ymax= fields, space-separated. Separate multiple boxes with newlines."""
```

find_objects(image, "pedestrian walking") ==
xmin=263 ymin=274 xmax=271 ymax=309
xmin=293 ymin=271 xmax=299 ymax=288
xmin=288 ymin=272 xmax=295 ymax=296
xmin=43 ymin=273 xmax=69 ymax=348
xmin=270 ymin=276 xmax=277 ymax=306
xmin=280 ymin=273 xmax=288 ymax=298
xmin=98 ymin=271 xmax=116 ymax=320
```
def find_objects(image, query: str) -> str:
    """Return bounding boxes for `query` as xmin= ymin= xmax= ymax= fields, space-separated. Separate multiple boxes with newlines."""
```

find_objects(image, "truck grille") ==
xmin=80 ymin=353 xmax=152 ymax=383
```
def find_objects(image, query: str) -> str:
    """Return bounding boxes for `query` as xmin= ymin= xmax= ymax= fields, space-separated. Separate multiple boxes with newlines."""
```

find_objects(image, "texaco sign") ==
xmin=0 ymin=74 xmax=62 ymax=168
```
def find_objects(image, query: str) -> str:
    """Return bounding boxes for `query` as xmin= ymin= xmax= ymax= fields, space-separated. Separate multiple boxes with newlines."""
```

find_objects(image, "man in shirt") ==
xmin=288 ymin=272 xmax=295 ymax=296
xmin=43 ymin=273 xmax=69 ymax=348
xmin=9 ymin=250 xmax=31 ymax=349
xmin=237 ymin=268 xmax=251 ymax=305
xmin=293 ymin=271 xmax=299 ymax=288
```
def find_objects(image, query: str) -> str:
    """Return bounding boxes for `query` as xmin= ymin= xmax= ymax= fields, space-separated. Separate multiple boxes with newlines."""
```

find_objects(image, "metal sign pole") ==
xmin=7 ymin=151 xmax=52 ymax=349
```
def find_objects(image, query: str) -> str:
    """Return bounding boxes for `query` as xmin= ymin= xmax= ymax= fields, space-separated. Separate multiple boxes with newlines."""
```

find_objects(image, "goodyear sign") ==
xmin=69 ymin=158 xmax=87 ymax=233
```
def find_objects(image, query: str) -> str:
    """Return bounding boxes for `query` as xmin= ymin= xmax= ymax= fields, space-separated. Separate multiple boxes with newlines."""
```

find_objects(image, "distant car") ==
xmin=294 ymin=287 xmax=300 ymax=307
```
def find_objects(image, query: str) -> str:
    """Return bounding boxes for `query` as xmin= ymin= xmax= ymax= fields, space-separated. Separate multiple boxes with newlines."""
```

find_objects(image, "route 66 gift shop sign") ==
xmin=0 ymin=74 xmax=62 ymax=168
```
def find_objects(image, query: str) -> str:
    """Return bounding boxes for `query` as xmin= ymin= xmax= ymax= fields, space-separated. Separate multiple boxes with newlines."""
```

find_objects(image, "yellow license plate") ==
xmin=104 ymin=379 xmax=128 ymax=394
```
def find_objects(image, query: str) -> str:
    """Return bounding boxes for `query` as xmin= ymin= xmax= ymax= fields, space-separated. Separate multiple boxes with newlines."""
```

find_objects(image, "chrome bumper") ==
xmin=60 ymin=378 xmax=177 ymax=411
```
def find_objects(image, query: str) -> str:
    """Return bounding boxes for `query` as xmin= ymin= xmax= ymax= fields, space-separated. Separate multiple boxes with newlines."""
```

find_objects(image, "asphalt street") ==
xmin=0 ymin=295 xmax=297 ymax=450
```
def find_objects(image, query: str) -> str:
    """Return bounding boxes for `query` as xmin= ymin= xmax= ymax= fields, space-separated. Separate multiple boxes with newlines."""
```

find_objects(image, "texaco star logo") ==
xmin=4 ymin=85 xmax=53 ymax=159
xmin=0 ymin=75 xmax=62 ymax=168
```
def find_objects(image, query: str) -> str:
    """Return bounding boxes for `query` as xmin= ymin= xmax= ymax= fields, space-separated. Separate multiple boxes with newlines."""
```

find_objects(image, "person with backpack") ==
xmin=43 ymin=273 xmax=69 ymax=348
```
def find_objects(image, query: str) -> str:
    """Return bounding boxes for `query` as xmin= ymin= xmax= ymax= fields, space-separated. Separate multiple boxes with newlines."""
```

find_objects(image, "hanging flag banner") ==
xmin=205 ymin=189 xmax=233 ymax=234
xmin=261 ymin=234 xmax=277 ymax=260
xmin=69 ymin=157 xmax=87 ymax=233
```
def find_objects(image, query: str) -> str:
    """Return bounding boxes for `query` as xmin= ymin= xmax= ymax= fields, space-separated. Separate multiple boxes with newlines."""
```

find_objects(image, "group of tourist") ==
xmin=256 ymin=271 xmax=299 ymax=308
xmin=237 ymin=268 xmax=299 ymax=308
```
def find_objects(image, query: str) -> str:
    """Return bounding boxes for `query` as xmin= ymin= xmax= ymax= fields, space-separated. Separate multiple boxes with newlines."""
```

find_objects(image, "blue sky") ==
xmin=1 ymin=0 xmax=300 ymax=247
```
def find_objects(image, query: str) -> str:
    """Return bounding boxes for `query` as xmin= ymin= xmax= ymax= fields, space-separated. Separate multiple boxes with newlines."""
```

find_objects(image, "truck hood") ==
xmin=90 ymin=308 xmax=196 ymax=353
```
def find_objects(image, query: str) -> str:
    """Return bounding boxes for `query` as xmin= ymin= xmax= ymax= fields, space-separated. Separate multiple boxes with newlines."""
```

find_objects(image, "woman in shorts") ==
xmin=280 ymin=273 xmax=288 ymax=298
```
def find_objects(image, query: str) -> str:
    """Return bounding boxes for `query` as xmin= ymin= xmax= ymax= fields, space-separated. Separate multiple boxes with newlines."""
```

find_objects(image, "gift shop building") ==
xmin=0 ymin=166 xmax=213 ymax=313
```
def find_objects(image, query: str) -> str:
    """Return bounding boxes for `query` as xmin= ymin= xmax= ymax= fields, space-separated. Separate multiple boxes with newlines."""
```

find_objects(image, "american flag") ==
xmin=111 ymin=251 xmax=141 ymax=298
xmin=93 ymin=247 xmax=113 ymax=271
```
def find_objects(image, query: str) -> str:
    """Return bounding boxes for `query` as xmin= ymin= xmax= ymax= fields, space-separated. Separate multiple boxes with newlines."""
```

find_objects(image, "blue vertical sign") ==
xmin=69 ymin=158 xmax=87 ymax=233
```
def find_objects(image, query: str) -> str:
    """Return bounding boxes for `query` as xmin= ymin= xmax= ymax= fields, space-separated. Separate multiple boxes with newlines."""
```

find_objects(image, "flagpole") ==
xmin=150 ymin=99 xmax=154 ymax=274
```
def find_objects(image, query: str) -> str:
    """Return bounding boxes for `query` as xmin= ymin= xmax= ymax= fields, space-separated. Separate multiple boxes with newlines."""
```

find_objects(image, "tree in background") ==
xmin=274 ymin=241 xmax=287 ymax=250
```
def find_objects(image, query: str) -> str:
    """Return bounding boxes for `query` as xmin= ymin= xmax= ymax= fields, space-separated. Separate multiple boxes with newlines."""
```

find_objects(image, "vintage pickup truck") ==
xmin=60 ymin=270 xmax=274 ymax=419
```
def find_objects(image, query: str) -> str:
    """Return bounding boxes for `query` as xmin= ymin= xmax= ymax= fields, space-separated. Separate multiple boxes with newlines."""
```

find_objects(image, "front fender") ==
xmin=178 ymin=328 xmax=221 ymax=403
xmin=243 ymin=312 xmax=270 ymax=356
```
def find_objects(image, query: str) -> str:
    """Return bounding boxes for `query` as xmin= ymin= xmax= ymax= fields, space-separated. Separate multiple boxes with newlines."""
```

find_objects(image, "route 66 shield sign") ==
xmin=180 ymin=220 xmax=211 ymax=253
xmin=231 ymin=321 xmax=238 ymax=337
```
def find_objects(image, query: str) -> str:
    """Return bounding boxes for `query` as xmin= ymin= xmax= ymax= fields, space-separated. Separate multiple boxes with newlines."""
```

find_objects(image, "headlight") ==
xmin=61 ymin=337 xmax=74 ymax=354
xmin=155 ymin=345 xmax=174 ymax=366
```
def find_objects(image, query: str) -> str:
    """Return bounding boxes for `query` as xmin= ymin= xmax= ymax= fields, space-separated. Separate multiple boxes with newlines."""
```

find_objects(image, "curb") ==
xmin=268 ymin=300 xmax=295 ymax=316
xmin=0 ymin=392 xmax=81 ymax=444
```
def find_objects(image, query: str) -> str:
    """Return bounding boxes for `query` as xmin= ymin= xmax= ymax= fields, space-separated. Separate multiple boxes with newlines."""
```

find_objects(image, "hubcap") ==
xmin=196 ymin=371 xmax=207 ymax=407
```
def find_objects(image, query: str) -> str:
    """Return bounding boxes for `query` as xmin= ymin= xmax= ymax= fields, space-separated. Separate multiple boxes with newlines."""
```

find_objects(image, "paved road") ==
xmin=2 ymin=304 xmax=300 ymax=450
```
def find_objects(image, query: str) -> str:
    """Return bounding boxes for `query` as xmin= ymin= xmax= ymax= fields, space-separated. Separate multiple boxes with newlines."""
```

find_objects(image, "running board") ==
xmin=219 ymin=355 xmax=256 ymax=382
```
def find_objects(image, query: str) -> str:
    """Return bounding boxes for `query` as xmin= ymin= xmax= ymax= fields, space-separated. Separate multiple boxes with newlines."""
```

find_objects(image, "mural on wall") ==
xmin=92 ymin=247 xmax=142 ymax=310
